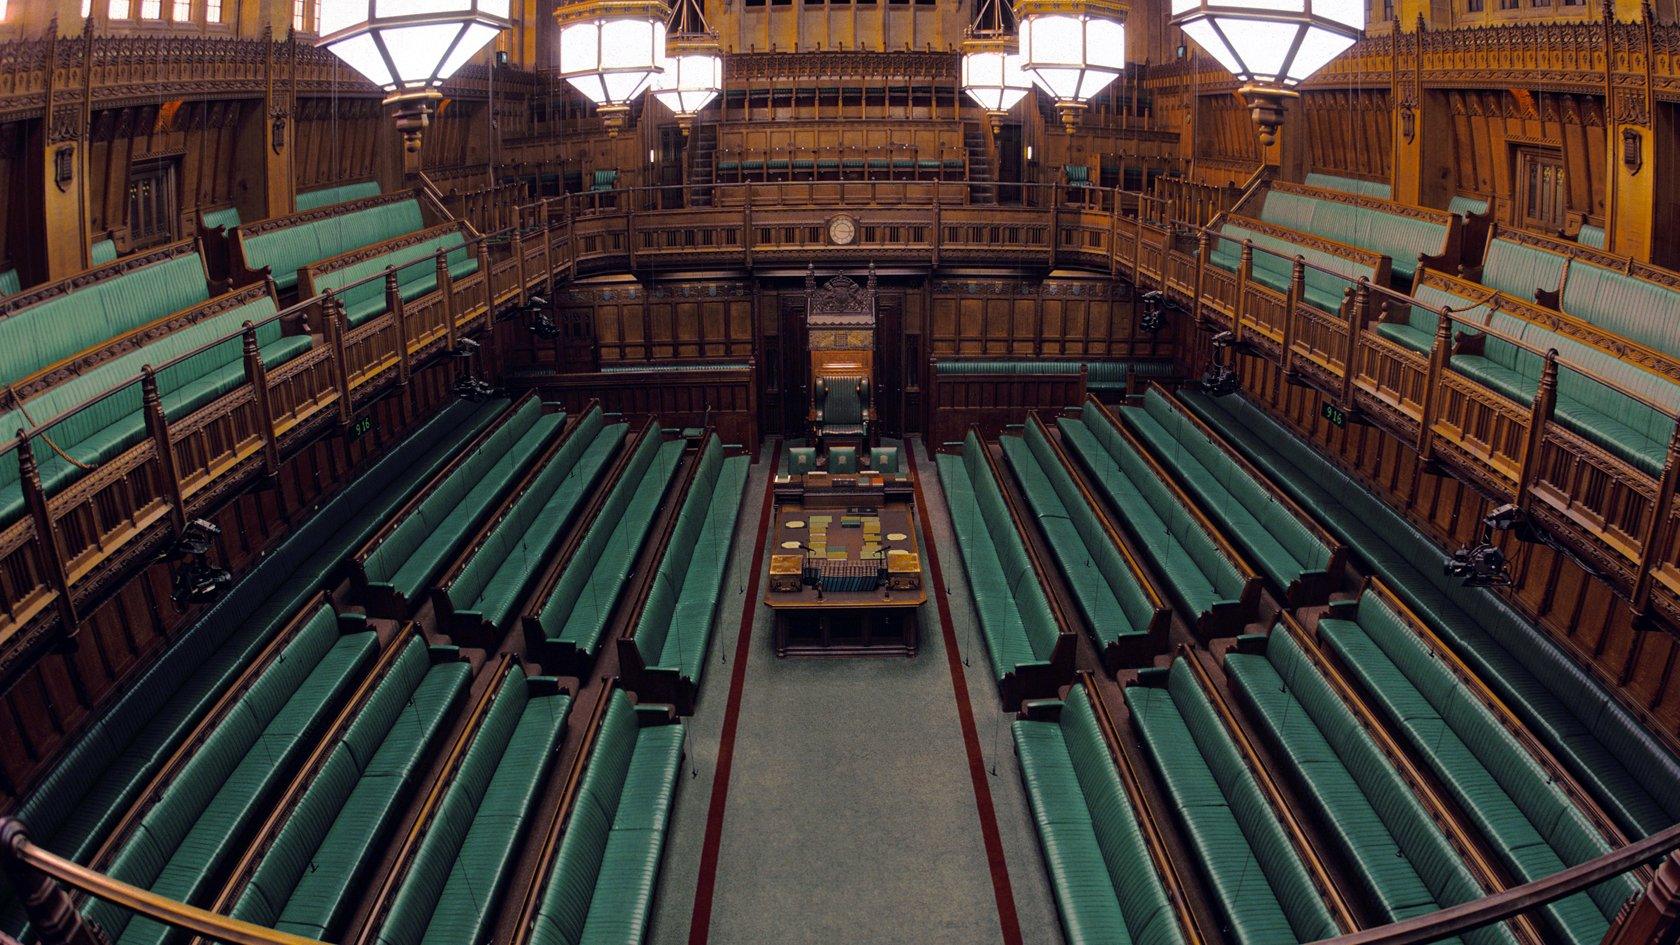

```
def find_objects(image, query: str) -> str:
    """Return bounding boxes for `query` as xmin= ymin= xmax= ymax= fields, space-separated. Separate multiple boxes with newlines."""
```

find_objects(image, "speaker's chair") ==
xmin=813 ymin=376 xmax=871 ymax=450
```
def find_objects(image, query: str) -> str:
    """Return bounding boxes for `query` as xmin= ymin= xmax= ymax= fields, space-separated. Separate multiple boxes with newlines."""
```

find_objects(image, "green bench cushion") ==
xmin=1305 ymin=172 xmax=1392 ymax=200
xmin=1258 ymin=189 xmax=1445 ymax=285
xmin=322 ymin=232 xmax=479 ymax=328
xmin=0 ymin=397 xmax=503 ymax=940
xmin=1057 ymin=412 xmax=1246 ymax=620
xmin=1181 ymin=389 xmax=1680 ymax=839
xmin=936 ymin=432 xmax=1061 ymax=683
xmin=378 ymin=669 xmax=572 ymax=945
xmin=296 ymin=181 xmax=382 ymax=212
xmin=539 ymin=433 xmax=685 ymax=655
xmin=243 ymin=199 xmax=424 ymax=293
xmin=1123 ymin=389 xmax=1332 ymax=594
xmin=0 ymin=268 xmax=19 ymax=297
xmin=448 ymin=411 xmax=624 ymax=628
xmin=1001 ymin=422 xmax=1156 ymax=646
xmin=1127 ymin=659 xmax=1341 ymax=945
xmin=1560 ymin=259 xmax=1680 ymax=359
xmin=201 ymin=207 xmax=243 ymax=231
xmin=1208 ymin=223 xmax=1370 ymax=313
xmin=1479 ymin=237 xmax=1566 ymax=301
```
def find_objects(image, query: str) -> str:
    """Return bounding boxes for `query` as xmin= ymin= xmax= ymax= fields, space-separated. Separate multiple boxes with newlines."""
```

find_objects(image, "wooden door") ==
xmin=874 ymin=290 xmax=904 ymax=438
xmin=774 ymin=293 xmax=810 ymax=438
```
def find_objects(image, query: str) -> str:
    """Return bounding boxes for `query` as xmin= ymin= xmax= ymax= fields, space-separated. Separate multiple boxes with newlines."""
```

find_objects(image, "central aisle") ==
xmin=650 ymin=438 xmax=1061 ymax=945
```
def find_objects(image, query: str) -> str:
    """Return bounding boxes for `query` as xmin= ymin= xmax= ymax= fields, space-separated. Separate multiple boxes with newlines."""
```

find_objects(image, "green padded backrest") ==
xmin=1304 ymin=173 xmax=1392 ymax=200
xmin=1476 ymin=310 xmax=1546 ymax=381
xmin=201 ymin=206 xmax=242 ymax=231
xmin=341 ymin=639 xmax=432 ymax=772
xmin=322 ymin=231 xmax=468 ymax=312
xmin=1577 ymin=225 xmax=1605 ymax=250
xmin=1549 ymin=337 xmax=1680 ymax=447
xmin=1448 ymin=195 xmax=1489 ymax=217
xmin=820 ymin=378 xmax=864 ymax=425
xmin=1406 ymin=283 xmax=1491 ymax=338
xmin=1561 ymin=261 xmax=1680 ymax=357
xmin=535 ymin=691 xmax=637 ymax=944
xmin=295 ymin=180 xmax=382 ymax=212
xmin=634 ymin=438 xmax=724 ymax=662
xmin=90 ymin=239 xmax=117 ymax=265
xmin=244 ymin=199 xmax=423 ymax=293
xmin=1061 ymin=687 xmax=1185 ymax=945
xmin=1481 ymin=238 xmax=1566 ymax=300
xmin=964 ymin=431 xmax=1060 ymax=661
xmin=0 ymin=268 xmax=19 ymax=297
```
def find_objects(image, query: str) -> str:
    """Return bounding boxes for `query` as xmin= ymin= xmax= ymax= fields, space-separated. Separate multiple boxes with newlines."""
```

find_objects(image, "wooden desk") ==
xmin=763 ymin=476 xmax=924 ymax=657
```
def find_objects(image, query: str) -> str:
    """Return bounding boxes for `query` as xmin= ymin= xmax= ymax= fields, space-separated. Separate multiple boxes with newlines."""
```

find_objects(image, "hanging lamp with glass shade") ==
xmin=1015 ymin=0 xmax=1128 ymax=134
xmin=650 ymin=0 xmax=722 ymax=136
xmin=1170 ymin=0 xmax=1362 ymax=145
xmin=555 ymin=0 xmax=670 ymax=137
xmin=960 ymin=0 xmax=1033 ymax=136
xmin=316 ymin=0 xmax=510 ymax=157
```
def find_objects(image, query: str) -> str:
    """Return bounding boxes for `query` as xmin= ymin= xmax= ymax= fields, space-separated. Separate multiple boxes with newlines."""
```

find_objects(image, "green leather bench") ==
xmin=0 ymin=267 xmax=20 ymax=297
xmin=1448 ymin=195 xmax=1490 ymax=217
xmin=1057 ymin=409 xmax=1250 ymax=631
xmin=1476 ymin=234 xmax=1568 ymax=302
xmin=529 ymin=690 xmax=684 ymax=945
xmin=630 ymin=436 xmax=750 ymax=702
xmin=1576 ymin=224 xmax=1605 ymax=250
xmin=1559 ymin=257 xmax=1680 ymax=359
xmin=360 ymin=398 xmax=565 ymax=613
xmin=1121 ymin=388 xmax=1336 ymax=602
xmin=1319 ymin=593 xmax=1639 ymax=945
xmin=446 ymin=410 xmax=625 ymax=634
xmin=1372 ymin=279 xmax=1495 ymax=354
xmin=200 ymin=206 xmax=242 ymax=232
xmin=91 ymin=238 xmax=118 ymax=265
xmin=1013 ymin=685 xmax=1184 ymax=945
xmin=1184 ymin=389 xmax=1680 ymax=839
xmin=932 ymin=359 xmax=1146 ymax=395
xmin=533 ymin=429 xmax=685 ymax=667
xmin=1225 ymin=629 xmax=1523 ymax=945
xmin=0 ymin=291 xmax=312 ymax=523
xmin=308 ymin=227 xmax=481 ymax=327
xmin=1449 ymin=307 xmax=1680 ymax=475
xmin=1064 ymin=165 xmax=1091 ymax=187
xmin=1257 ymin=184 xmax=1454 ymax=286
xmin=1127 ymin=659 xmax=1342 ymax=945
xmin=0 ymin=397 xmax=501 ymax=940
xmin=229 ymin=637 xmax=471 ymax=941
xmin=590 ymin=169 xmax=619 ymax=192
xmin=936 ymin=432 xmax=1067 ymax=696
xmin=1001 ymin=420 xmax=1161 ymax=658
xmin=296 ymin=180 xmax=382 ymax=212
xmin=1207 ymin=219 xmax=1378 ymax=313
xmin=85 ymin=606 xmax=378 ymax=945
xmin=1304 ymin=172 xmax=1392 ymax=200
xmin=377 ymin=666 xmax=572 ymax=945
xmin=239 ymin=197 xmax=426 ymax=294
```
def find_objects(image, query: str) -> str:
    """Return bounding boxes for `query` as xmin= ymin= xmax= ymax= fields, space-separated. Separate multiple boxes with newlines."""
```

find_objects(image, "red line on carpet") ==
xmin=686 ymin=439 xmax=780 ymax=945
xmin=906 ymin=441 xmax=1026 ymax=945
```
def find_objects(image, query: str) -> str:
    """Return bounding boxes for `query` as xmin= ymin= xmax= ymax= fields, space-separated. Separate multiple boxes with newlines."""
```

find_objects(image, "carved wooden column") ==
xmin=1418 ymin=309 xmax=1453 ymax=462
xmin=478 ymin=241 xmax=494 ymax=330
xmin=1192 ymin=231 xmax=1209 ymax=327
xmin=15 ymin=434 xmax=77 ymax=638
xmin=1233 ymin=239 xmax=1253 ymax=344
xmin=1281 ymin=256 xmax=1305 ymax=378
xmin=0 ymin=820 xmax=104 ymax=945
xmin=386 ymin=269 xmax=411 ymax=385
xmin=436 ymin=250 xmax=458 ymax=354
xmin=38 ymin=16 xmax=91 ymax=281
xmin=1515 ymin=351 xmax=1558 ymax=514
xmin=1340 ymin=279 xmax=1369 ymax=409
xmin=322 ymin=291 xmax=353 ymax=429
xmin=241 ymin=325 xmax=280 ymax=477
xmin=1633 ymin=422 xmax=1680 ymax=614
xmin=141 ymin=367 xmax=186 ymax=533
xmin=1601 ymin=850 xmax=1680 ymax=945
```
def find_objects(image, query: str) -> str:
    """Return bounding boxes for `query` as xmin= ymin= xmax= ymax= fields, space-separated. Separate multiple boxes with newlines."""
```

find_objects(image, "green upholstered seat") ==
xmin=937 ymin=433 xmax=1062 ymax=685
xmin=1120 ymin=389 xmax=1333 ymax=596
xmin=632 ymin=438 xmax=749 ymax=685
xmin=1319 ymin=594 xmax=1638 ymax=945
xmin=0 ymin=293 xmax=312 ymax=523
xmin=1257 ymin=188 xmax=1447 ymax=286
xmin=1001 ymin=422 xmax=1156 ymax=651
xmin=1305 ymin=172 xmax=1393 ymax=200
xmin=1478 ymin=237 xmax=1568 ymax=301
xmin=1181 ymin=389 xmax=1680 ymax=840
xmin=229 ymin=639 xmax=471 ymax=941
xmin=241 ymin=198 xmax=425 ymax=293
xmin=1064 ymin=165 xmax=1091 ymax=186
xmin=1448 ymin=195 xmax=1489 ymax=217
xmin=1225 ymin=630 xmax=1523 ymax=945
xmin=296 ymin=180 xmax=382 ymax=212
xmin=0 ymin=268 xmax=19 ymax=297
xmin=1207 ymin=222 xmax=1371 ymax=314
xmin=815 ymin=376 xmax=868 ymax=438
xmin=1373 ymin=282 xmax=1493 ymax=354
xmin=535 ymin=431 xmax=685 ymax=659
xmin=91 ymin=239 xmax=118 ymax=265
xmin=0 ymin=395 xmax=506 ymax=941
xmin=590 ymin=170 xmax=620 ymax=192
xmin=1057 ymin=411 xmax=1247 ymax=624
xmin=201 ymin=206 xmax=242 ymax=231
xmin=529 ymin=691 xmax=685 ymax=945
xmin=870 ymin=445 xmax=900 ymax=473
xmin=1127 ymin=659 xmax=1341 ymax=945
xmin=1559 ymin=258 xmax=1680 ymax=358
xmin=314 ymin=230 xmax=480 ymax=327
xmin=827 ymin=445 xmax=858 ymax=473
xmin=361 ymin=399 xmax=565 ymax=607
xmin=1013 ymin=687 xmax=1185 ymax=945
xmin=377 ymin=669 xmax=572 ymax=945
xmin=1576 ymin=225 xmax=1605 ymax=250
xmin=448 ymin=411 xmax=625 ymax=631
xmin=1448 ymin=309 xmax=1680 ymax=475
xmin=786 ymin=446 xmax=817 ymax=476
xmin=86 ymin=609 xmax=378 ymax=945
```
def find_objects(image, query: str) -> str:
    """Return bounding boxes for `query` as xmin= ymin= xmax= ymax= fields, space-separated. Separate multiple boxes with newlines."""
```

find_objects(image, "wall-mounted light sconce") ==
xmin=1026 ymin=144 xmax=1034 ymax=161
xmin=1623 ymin=127 xmax=1643 ymax=175
xmin=1399 ymin=104 xmax=1415 ymax=144
xmin=53 ymin=145 xmax=74 ymax=192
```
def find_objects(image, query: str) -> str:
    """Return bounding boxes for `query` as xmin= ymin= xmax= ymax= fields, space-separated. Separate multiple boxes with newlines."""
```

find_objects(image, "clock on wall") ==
xmin=828 ymin=214 xmax=858 ymax=246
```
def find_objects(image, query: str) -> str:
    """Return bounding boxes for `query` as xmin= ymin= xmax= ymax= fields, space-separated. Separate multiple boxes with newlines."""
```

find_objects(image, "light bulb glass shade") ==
xmin=1018 ymin=13 xmax=1126 ymax=102
xmin=558 ymin=16 xmax=666 ymax=105
xmin=961 ymin=48 xmax=1033 ymax=113
xmin=318 ymin=0 xmax=508 ymax=93
xmin=651 ymin=51 xmax=722 ymax=116
xmin=1171 ymin=0 xmax=1361 ymax=86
